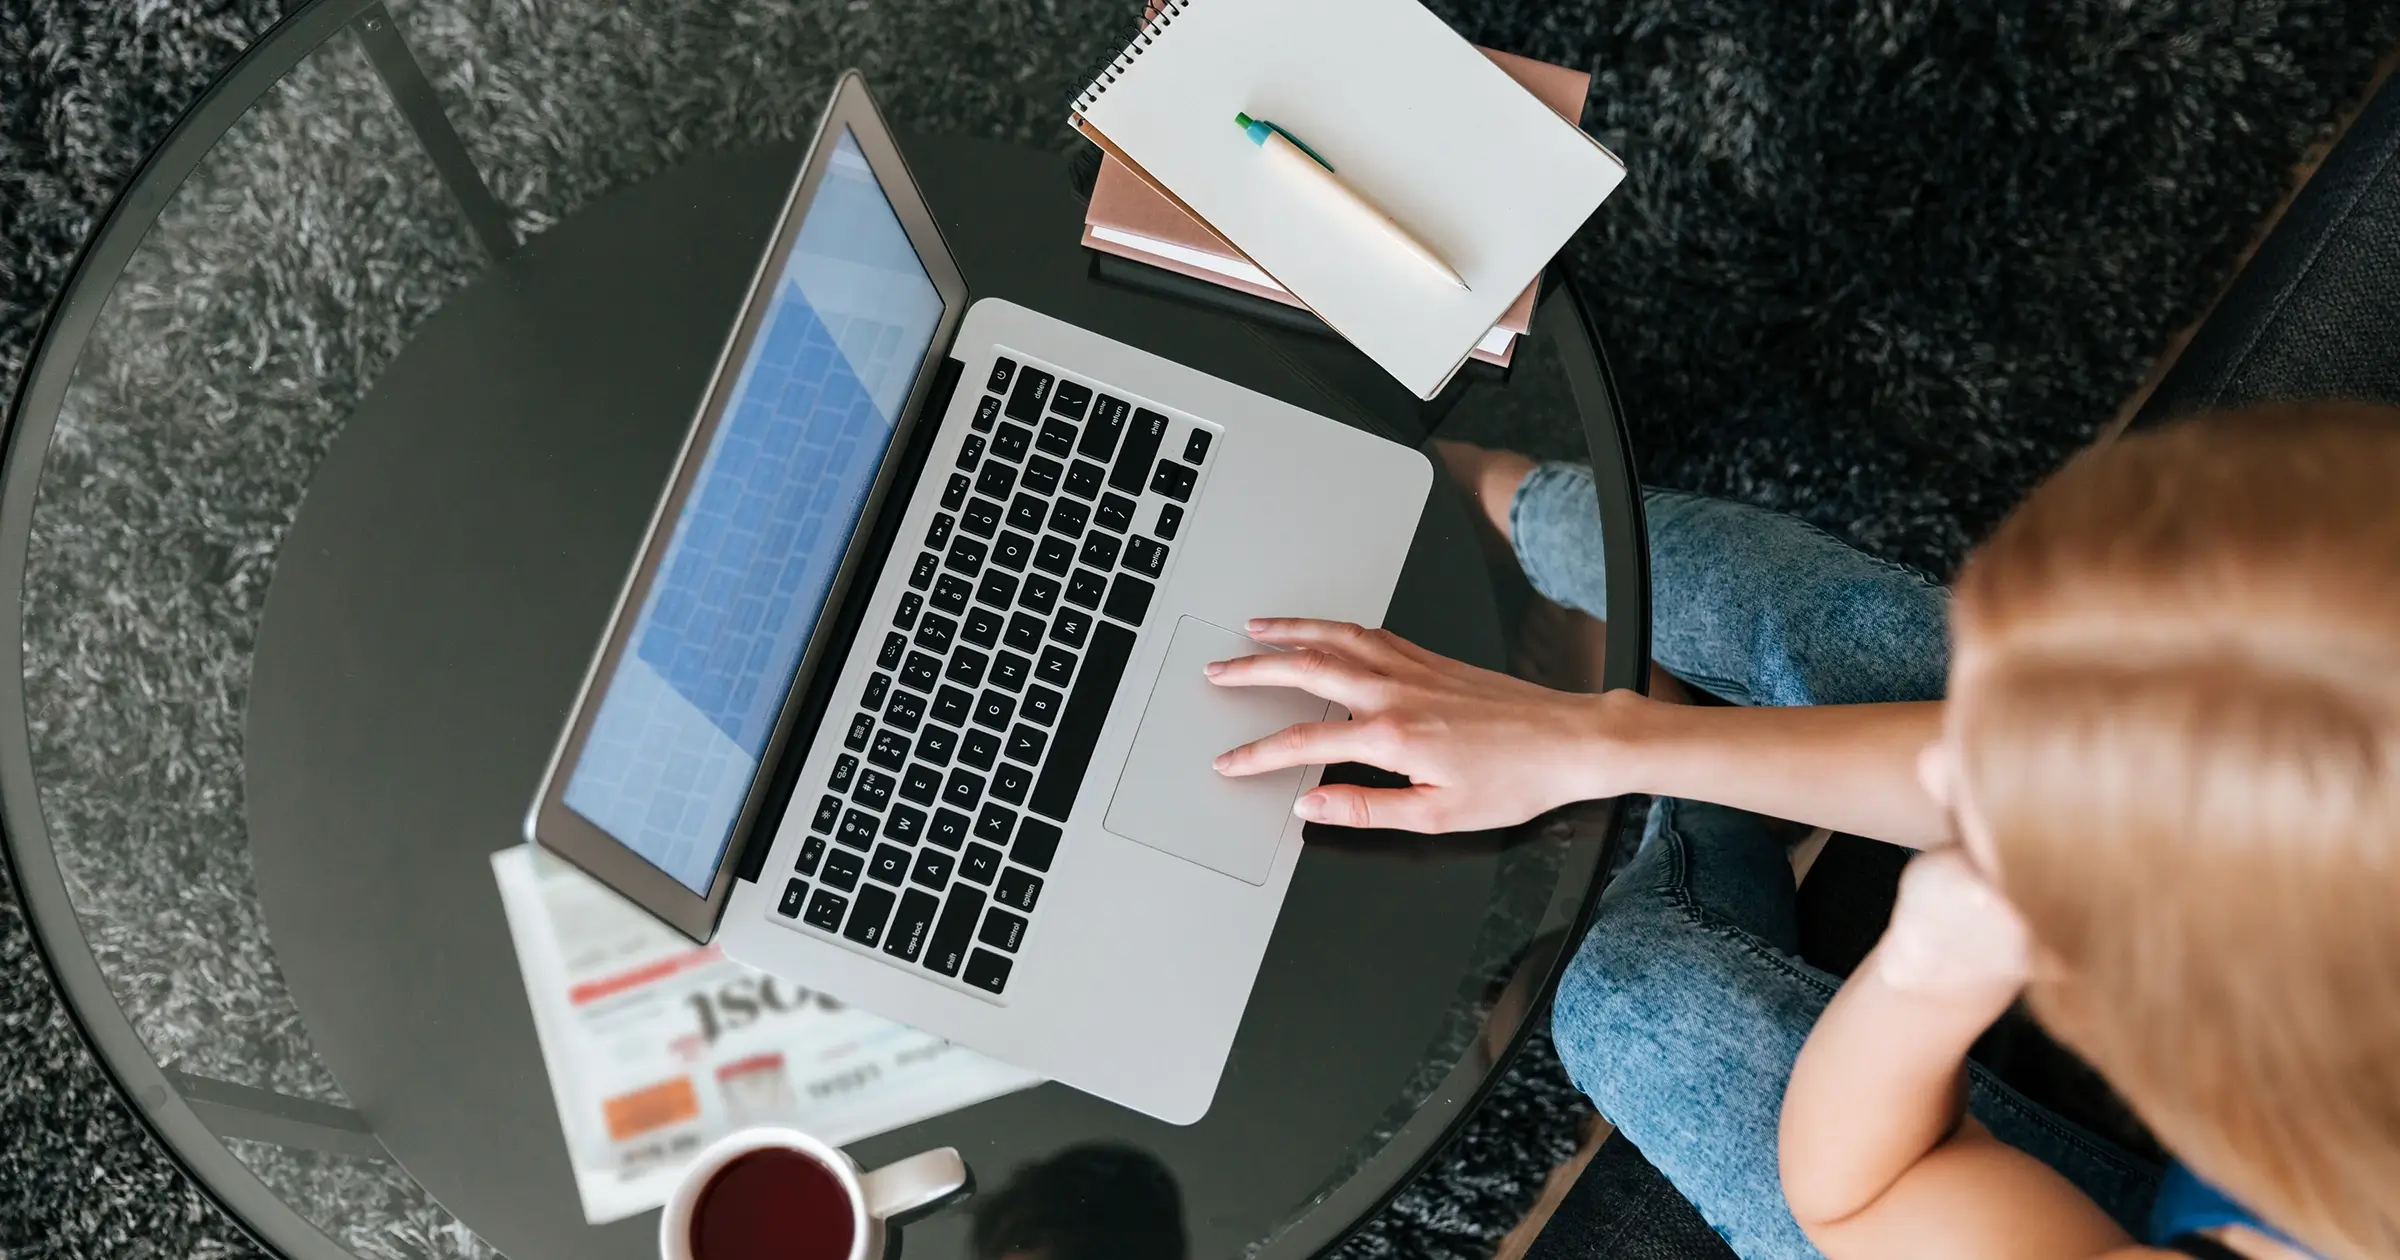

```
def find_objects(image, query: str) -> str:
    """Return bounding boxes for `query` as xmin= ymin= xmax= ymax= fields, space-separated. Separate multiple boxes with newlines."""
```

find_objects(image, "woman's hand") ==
xmin=1875 ymin=847 xmax=2035 ymax=996
xmin=1207 ymin=618 xmax=1642 ymax=833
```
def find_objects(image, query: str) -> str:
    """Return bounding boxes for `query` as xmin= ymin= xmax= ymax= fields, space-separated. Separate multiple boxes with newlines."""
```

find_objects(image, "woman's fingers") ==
xmin=1213 ymin=718 xmax=1394 ymax=778
xmin=1241 ymin=618 xmax=1424 ymax=671
xmin=1205 ymin=648 xmax=1390 ymax=710
xmin=1292 ymin=783 xmax=1446 ymax=832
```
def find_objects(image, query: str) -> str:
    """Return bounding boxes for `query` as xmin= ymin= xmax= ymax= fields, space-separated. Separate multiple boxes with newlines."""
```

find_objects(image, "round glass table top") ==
xmin=2 ymin=3 xmax=1648 ymax=1257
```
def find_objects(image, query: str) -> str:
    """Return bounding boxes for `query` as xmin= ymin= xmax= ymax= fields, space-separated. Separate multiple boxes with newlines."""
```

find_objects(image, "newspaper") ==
xmin=492 ymin=846 xmax=1043 ymax=1223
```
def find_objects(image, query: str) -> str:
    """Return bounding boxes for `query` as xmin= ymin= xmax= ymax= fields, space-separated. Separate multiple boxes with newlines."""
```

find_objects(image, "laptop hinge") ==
xmin=735 ymin=354 xmax=967 ymax=884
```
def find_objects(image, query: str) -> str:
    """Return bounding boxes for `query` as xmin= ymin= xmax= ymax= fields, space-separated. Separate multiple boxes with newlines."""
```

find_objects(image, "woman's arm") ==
xmin=1207 ymin=618 xmax=1949 ymax=845
xmin=1780 ymin=850 xmax=2134 ymax=1260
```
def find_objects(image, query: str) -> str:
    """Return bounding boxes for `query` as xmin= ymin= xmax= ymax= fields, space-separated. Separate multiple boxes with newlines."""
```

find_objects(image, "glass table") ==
xmin=0 ymin=2 xmax=1649 ymax=1256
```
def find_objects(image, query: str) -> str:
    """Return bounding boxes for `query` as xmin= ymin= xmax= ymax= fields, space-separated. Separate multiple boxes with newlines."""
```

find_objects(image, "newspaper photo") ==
xmin=492 ymin=846 xmax=1043 ymax=1223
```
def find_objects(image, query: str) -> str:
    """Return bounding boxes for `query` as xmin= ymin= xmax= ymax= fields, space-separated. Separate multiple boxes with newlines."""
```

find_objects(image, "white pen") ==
xmin=1235 ymin=112 xmax=1470 ymax=290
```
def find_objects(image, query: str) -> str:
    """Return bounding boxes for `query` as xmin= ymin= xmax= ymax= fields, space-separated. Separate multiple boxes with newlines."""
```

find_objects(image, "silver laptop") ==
xmin=525 ymin=72 xmax=1431 ymax=1124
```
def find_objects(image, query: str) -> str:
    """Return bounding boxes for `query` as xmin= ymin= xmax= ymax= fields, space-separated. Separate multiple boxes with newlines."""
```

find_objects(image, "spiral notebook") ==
xmin=1069 ymin=0 xmax=1625 ymax=399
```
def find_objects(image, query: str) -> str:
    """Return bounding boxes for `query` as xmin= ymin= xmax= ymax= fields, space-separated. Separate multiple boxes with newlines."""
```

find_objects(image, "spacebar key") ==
xmin=1029 ymin=621 xmax=1136 ymax=822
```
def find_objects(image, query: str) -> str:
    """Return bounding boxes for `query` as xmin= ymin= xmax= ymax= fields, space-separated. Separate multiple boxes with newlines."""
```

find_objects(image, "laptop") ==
xmin=525 ymin=72 xmax=1431 ymax=1125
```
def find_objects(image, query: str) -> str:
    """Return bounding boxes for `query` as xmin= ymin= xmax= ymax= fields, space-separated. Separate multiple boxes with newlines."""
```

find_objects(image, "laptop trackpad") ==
xmin=1105 ymin=617 xmax=1331 ymax=886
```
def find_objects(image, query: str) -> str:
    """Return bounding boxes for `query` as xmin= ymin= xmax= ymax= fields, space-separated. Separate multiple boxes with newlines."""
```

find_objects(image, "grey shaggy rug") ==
xmin=3 ymin=0 xmax=2394 ymax=1258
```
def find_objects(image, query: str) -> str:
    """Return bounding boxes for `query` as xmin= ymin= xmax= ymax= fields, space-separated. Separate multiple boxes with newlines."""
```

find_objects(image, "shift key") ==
xmin=926 ymin=886 xmax=987 ymax=978
xmin=1108 ymin=409 xmax=1170 ymax=493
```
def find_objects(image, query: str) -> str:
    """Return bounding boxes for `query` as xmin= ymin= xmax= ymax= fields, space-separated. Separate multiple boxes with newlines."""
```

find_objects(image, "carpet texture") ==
xmin=2 ymin=0 xmax=2394 ymax=1258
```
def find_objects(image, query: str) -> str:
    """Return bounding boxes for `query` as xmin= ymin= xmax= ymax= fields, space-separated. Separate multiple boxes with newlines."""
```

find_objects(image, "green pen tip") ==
xmin=1234 ymin=111 xmax=1254 ymax=129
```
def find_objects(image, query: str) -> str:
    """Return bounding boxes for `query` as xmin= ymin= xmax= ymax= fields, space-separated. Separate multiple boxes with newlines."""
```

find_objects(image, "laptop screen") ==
xmin=562 ymin=129 xmax=945 ymax=894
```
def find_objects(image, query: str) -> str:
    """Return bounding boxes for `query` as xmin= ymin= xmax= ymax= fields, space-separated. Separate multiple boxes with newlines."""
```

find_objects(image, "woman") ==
xmin=1207 ymin=403 xmax=2399 ymax=1260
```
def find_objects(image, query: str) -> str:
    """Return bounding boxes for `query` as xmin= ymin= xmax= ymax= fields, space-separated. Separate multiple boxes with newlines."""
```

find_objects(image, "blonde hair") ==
xmin=1951 ymin=403 xmax=2400 ymax=1260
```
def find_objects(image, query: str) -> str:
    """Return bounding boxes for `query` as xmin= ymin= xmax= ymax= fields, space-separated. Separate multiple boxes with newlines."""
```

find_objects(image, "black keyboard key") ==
xmin=913 ymin=613 xmax=956 ymax=655
xmin=930 ymin=808 xmax=970 ymax=850
xmin=804 ymin=888 xmax=848 ymax=931
xmin=811 ymin=794 xmax=842 ymax=833
xmin=1155 ymin=503 xmax=1183 ymax=539
xmin=1051 ymin=607 xmax=1092 ymax=648
xmin=844 ymin=884 xmax=896 ymax=948
xmin=777 ymin=878 xmax=810 ymax=918
xmin=1081 ymin=394 xmax=1130 ymax=460
xmin=900 ymin=764 xmax=942 ymax=806
xmin=1123 ymin=536 xmax=1168 ymax=578
xmin=925 ymin=513 xmax=955 ymax=549
xmin=869 ymin=844 xmax=910 ymax=886
xmin=990 ymin=650 xmax=1030 ymax=692
xmin=987 ymin=357 xmax=1016 ymax=392
xmin=868 ymin=730 xmax=909 ymax=771
xmin=993 ymin=530 xmax=1034 ymax=572
xmin=846 ymin=713 xmax=875 ymax=751
xmin=1005 ymin=612 xmax=1045 ymax=652
xmin=1011 ymin=818 xmax=1063 ymax=871
xmin=1008 ymin=492 xmax=1047 ymax=533
xmin=1104 ymin=573 xmax=1156 ymax=625
xmin=963 ymin=607 xmax=1004 ymax=650
xmin=909 ymin=552 xmax=938 ymax=590
xmin=1079 ymin=532 xmax=1121 ymax=571
xmin=879 ymin=631 xmax=906 ymax=670
xmin=1037 ymin=646 xmax=1077 ymax=687
xmin=1050 ymin=378 xmax=1093 ymax=419
xmin=976 ymin=461 xmax=1016 ymax=500
xmin=1064 ymin=459 xmax=1106 ymax=500
xmin=975 ymin=802 xmax=1017 ymax=845
xmin=863 ymin=669 xmax=892 ymax=709
xmin=829 ymin=753 xmax=858 ymax=792
xmin=824 ymin=847 xmax=865 ymax=889
xmin=853 ymin=768 xmax=894 ymax=810
xmin=1048 ymin=498 xmax=1089 ymax=538
xmin=973 ymin=690 xmax=1016 ymax=730
xmin=885 ymin=889 xmax=939 ymax=962
xmin=1065 ymin=568 xmax=1108 ymax=609
xmin=944 ymin=536 xmax=986 ymax=578
xmin=926 ymin=886 xmax=985 ymax=976
xmin=971 ymin=394 xmax=1001 ymax=432
xmin=797 ymin=835 xmax=827 ymax=875
xmin=884 ymin=804 xmax=926 ymax=844
xmin=896 ymin=592 xmax=924 ymax=630
xmin=1096 ymin=493 xmax=1136 ymax=533
xmin=947 ymin=646 xmax=989 ymax=688
xmin=884 ymin=689 xmax=926 ymax=733
xmin=1111 ymin=408 xmax=1170 ymax=492
xmin=961 ymin=496 xmax=1002 ymax=538
xmin=932 ymin=573 xmax=973 ymax=615
xmin=992 ymin=422 xmax=1033 ymax=463
xmin=1183 ymin=428 xmax=1213 ymax=463
xmin=1006 ymin=724 xmax=1049 ymax=766
xmin=915 ymin=724 xmax=958 ymax=766
xmin=943 ymin=768 xmax=985 ymax=810
xmin=941 ymin=473 xmax=970 ymax=511
xmin=1005 ymin=365 xmax=1054 ymax=421
xmin=1021 ymin=685 xmax=1063 ymax=727
xmin=901 ymin=650 xmax=941 ymax=691
xmin=964 ymin=948 xmax=1013 ymax=994
xmin=995 ymin=866 xmax=1044 ymax=913
xmin=961 ymin=843 xmax=1002 ymax=885
xmin=1031 ymin=621 xmax=1136 ymax=821
xmin=911 ymin=848 xmax=955 ymax=890
xmin=933 ymin=685 xmax=974 ymax=728
xmin=837 ymin=810 xmax=878 ymax=852
xmin=1034 ymin=535 xmax=1076 ymax=576
xmin=980 ymin=907 xmax=1028 ymax=952
xmin=956 ymin=433 xmax=985 ymax=471
xmin=975 ymin=570 xmax=1019 ymax=610
xmin=1022 ymin=455 xmax=1063 ymax=495
xmin=1151 ymin=459 xmax=1198 ymax=502
xmin=962 ymin=729 xmax=1001 ymax=770
xmin=1037 ymin=417 xmax=1078 ymax=458
xmin=992 ymin=760 xmax=1033 ymax=806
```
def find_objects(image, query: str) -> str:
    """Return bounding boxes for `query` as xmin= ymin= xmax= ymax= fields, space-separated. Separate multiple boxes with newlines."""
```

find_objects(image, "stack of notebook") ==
xmin=1081 ymin=47 xmax=1592 ymax=371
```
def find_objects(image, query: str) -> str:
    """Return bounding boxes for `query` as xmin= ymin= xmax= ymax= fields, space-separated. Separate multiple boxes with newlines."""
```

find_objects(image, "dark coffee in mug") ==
xmin=689 ymin=1148 xmax=856 ymax=1260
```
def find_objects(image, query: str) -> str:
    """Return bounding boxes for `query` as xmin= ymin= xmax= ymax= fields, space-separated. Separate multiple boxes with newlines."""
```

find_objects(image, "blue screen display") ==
xmin=565 ymin=130 xmax=944 ymax=894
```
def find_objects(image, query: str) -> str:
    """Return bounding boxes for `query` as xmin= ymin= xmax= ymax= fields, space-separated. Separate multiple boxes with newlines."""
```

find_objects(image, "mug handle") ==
xmin=859 ymin=1148 xmax=971 ymax=1224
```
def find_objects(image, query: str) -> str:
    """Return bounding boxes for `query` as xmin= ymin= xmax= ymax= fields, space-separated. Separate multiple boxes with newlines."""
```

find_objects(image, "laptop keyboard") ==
xmin=771 ymin=354 xmax=1216 ymax=996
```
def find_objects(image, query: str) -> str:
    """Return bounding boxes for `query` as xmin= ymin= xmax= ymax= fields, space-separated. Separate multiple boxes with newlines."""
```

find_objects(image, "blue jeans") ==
xmin=1512 ymin=465 xmax=2163 ymax=1260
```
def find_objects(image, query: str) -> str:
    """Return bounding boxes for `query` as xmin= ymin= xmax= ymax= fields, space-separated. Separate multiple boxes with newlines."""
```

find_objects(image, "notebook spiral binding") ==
xmin=1070 ymin=0 xmax=1194 ymax=119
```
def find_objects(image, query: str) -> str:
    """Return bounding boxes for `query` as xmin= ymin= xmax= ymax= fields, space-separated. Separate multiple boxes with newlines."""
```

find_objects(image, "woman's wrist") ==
xmin=1565 ymin=687 xmax=1679 ymax=803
